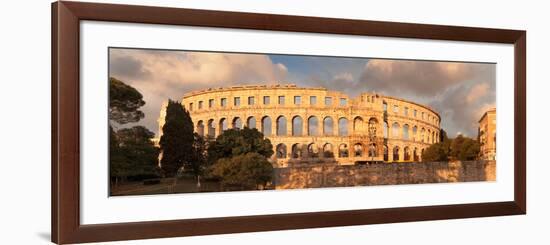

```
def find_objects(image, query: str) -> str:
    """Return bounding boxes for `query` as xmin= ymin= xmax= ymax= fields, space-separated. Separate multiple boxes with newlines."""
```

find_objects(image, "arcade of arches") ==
xmin=158 ymin=84 xmax=441 ymax=167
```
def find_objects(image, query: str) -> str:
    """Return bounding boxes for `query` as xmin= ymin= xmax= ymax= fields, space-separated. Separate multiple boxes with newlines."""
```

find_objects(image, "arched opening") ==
xmin=308 ymin=116 xmax=319 ymax=136
xmin=292 ymin=116 xmax=303 ymax=136
xmin=338 ymin=117 xmax=348 ymax=136
xmin=232 ymin=117 xmax=242 ymax=129
xmin=276 ymin=143 xmax=287 ymax=159
xmin=412 ymin=126 xmax=418 ymax=141
xmin=207 ymin=119 xmax=215 ymax=138
xmin=413 ymin=148 xmax=419 ymax=161
xmin=338 ymin=144 xmax=349 ymax=158
xmin=420 ymin=128 xmax=426 ymax=143
xmin=427 ymin=129 xmax=431 ymax=143
xmin=368 ymin=118 xmax=378 ymax=137
xmin=276 ymin=116 xmax=287 ymax=136
xmin=404 ymin=146 xmax=411 ymax=161
xmin=247 ymin=116 xmax=256 ymax=129
xmin=393 ymin=146 xmax=400 ymax=161
xmin=261 ymin=116 xmax=272 ymax=136
xmin=323 ymin=143 xmax=334 ymax=158
xmin=308 ymin=143 xmax=319 ymax=158
xmin=218 ymin=118 xmax=228 ymax=135
xmin=323 ymin=117 xmax=334 ymax=136
xmin=392 ymin=122 xmax=400 ymax=139
xmin=353 ymin=116 xmax=364 ymax=134
xmin=403 ymin=124 xmax=410 ymax=140
xmin=291 ymin=143 xmax=301 ymax=158
xmin=383 ymin=145 xmax=389 ymax=161
xmin=354 ymin=143 xmax=364 ymax=157
xmin=196 ymin=120 xmax=204 ymax=136
xmin=368 ymin=143 xmax=377 ymax=157
xmin=432 ymin=131 xmax=435 ymax=143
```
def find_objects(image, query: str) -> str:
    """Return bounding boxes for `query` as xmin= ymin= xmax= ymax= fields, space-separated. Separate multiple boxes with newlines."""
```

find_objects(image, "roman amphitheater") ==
xmin=158 ymin=84 xmax=441 ymax=167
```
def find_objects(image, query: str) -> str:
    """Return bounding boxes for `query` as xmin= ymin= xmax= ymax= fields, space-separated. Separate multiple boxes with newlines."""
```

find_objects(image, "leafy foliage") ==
xmin=457 ymin=138 xmax=480 ymax=161
xmin=188 ymin=133 xmax=209 ymax=178
xmin=211 ymin=153 xmax=273 ymax=190
xmin=109 ymin=77 xmax=145 ymax=124
xmin=110 ymin=126 xmax=160 ymax=183
xmin=207 ymin=127 xmax=274 ymax=164
xmin=159 ymin=100 xmax=195 ymax=176
xmin=422 ymin=133 xmax=480 ymax=162
xmin=421 ymin=141 xmax=450 ymax=162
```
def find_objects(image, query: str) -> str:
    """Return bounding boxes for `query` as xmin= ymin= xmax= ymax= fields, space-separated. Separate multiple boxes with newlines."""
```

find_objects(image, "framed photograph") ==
xmin=52 ymin=1 xmax=526 ymax=244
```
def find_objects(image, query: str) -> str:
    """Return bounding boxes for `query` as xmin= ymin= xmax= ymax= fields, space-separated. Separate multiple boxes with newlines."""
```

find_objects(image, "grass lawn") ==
xmin=110 ymin=177 xmax=222 ymax=196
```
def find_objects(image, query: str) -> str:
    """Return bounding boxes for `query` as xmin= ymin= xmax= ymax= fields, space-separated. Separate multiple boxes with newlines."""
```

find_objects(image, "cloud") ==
xmin=351 ymin=59 xmax=495 ymax=137
xmin=359 ymin=59 xmax=493 ymax=98
xmin=109 ymin=49 xmax=496 ymax=138
xmin=333 ymin=72 xmax=354 ymax=82
xmin=109 ymin=48 xmax=288 ymax=135
xmin=466 ymin=83 xmax=490 ymax=104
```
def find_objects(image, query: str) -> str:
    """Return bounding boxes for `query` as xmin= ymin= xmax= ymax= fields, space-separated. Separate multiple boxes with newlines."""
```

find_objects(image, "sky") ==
xmin=109 ymin=48 xmax=496 ymax=138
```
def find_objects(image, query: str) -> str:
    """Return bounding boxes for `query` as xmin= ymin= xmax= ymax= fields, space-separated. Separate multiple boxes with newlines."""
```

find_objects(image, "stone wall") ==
xmin=273 ymin=160 xmax=496 ymax=189
xmin=166 ymin=84 xmax=441 ymax=167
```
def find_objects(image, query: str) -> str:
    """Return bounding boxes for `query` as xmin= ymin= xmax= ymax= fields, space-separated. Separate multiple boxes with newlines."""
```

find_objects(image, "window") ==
xmin=339 ymin=98 xmax=347 ymax=106
xmin=404 ymin=107 xmax=408 ymax=116
xmin=248 ymin=96 xmax=254 ymax=105
xmin=325 ymin=97 xmax=332 ymax=106
xmin=278 ymin=96 xmax=285 ymax=105
xmin=310 ymin=96 xmax=317 ymax=105
xmin=221 ymin=98 xmax=227 ymax=107
xmin=338 ymin=118 xmax=348 ymax=136
xmin=198 ymin=101 xmax=203 ymax=109
xmin=276 ymin=116 xmax=287 ymax=136
xmin=383 ymin=102 xmax=388 ymax=112
xmin=392 ymin=123 xmax=400 ymax=138
xmin=292 ymin=116 xmax=303 ymax=136
xmin=189 ymin=103 xmax=193 ymax=111
xmin=294 ymin=96 xmax=301 ymax=105
xmin=234 ymin=97 xmax=240 ymax=106
xmin=393 ymin=105 xmax=399 ymax=113
xmin=209 ymin=99 xmax=214 ymax=108
xmin=422 ymin=112 xmax=425 ymax=119
xmin=403 ymin=124 xmax=409 ymax=140
xmin=263 ymin=96 xmax=270 ymax=105
xmin=323 ymin=117 xmax=334 ymax=136
xmin=308 ymin=116 xmax=319 ymax=136
xmin=262 ymin=116 xmax=272 ymax=136
xmin=413 ymin=109 xmax=417 ymax=117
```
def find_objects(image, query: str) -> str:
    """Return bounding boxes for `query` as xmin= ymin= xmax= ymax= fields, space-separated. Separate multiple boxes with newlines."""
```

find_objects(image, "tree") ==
xmin=211 ymin=153 xmax=273 ymax=190
xmin=207 ymin=127 xmax=274 ymax=164
xmin=109 ymin=77 xmax=145 ymax=124
xmin=450 ymin=134 xmax=466 ymax=159
xmin=422 ymin=133 xmax=480 ymax=162
xmin=421 ymin=142 xmax=449 ymax=162
xmin=110 ymin=126 xmax=160 ymax=186
xmin=188 ymin=133 xmax=208 ymax=186
xmin=439 ymin=129 xmax=448 ymax=142
xmin=159 ymin=100 xmax=194 ymax=176
xmin=457 ymin=138 xmax=480 ymax=161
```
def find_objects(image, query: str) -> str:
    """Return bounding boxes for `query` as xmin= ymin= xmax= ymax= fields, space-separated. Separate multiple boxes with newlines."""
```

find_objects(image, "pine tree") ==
xmin=159 ymin=100 xmax=195 ymax=176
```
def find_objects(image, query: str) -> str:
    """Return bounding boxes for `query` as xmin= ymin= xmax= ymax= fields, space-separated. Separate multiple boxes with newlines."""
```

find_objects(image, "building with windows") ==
xmin=157 ymin=84 xmax=441 ymax=167
xmin=478 ymin=108 xmax=496 ymax=160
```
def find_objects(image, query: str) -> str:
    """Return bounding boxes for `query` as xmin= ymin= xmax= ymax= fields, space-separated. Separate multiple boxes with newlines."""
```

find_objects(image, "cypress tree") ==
xmin=159 ymin=100 xmax=194 ymax=176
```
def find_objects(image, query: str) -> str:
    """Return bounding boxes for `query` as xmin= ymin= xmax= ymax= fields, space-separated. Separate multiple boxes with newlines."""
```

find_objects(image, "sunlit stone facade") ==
xmin=157 ymin=84 xmax=441 ymax=167
xmin=478 ymin=108 xmax=496 ymax=160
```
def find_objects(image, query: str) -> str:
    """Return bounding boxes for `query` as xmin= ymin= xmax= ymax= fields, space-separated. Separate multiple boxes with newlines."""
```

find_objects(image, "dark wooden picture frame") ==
xmin=51 ymin=1 xmax=526 ymax=244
